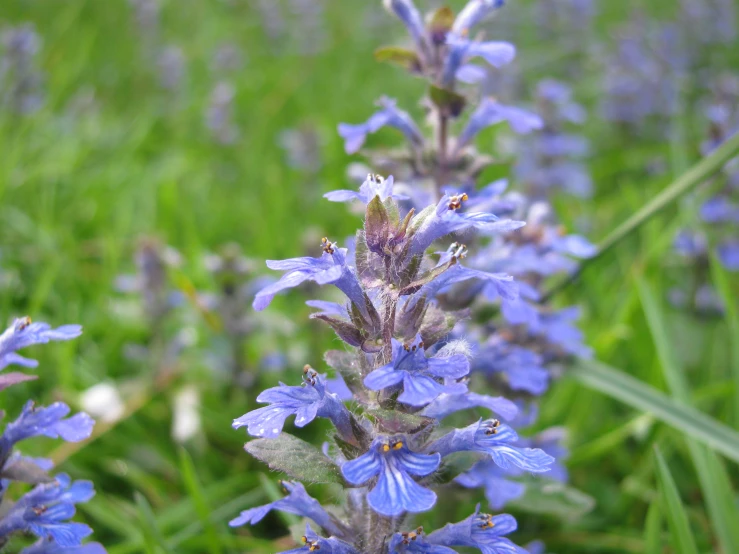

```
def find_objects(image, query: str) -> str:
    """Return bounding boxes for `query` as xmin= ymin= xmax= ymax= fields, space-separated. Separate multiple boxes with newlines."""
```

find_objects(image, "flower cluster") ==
xmin=0 ymin=24 xmax=45 ymax=114
xmin=233 ymin=175 xmax=553 ymax=552
xmin=332 ymin=0 xmax=595 ymax=516
xmin=0 ymin=317 xmax=104 ymax=553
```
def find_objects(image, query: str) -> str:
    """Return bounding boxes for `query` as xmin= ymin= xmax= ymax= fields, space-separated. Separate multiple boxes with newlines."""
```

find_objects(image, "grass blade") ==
xmin=644 ymin=501 xmax=662 ymax=554
xmin=570 ymin=358 xmax=739 ymax=464
xmin=134 ymin=492 xmax=170 ymax=554
xmin=638 ymin=278 xmax=739 ymax=553
xmin=542 ymin=129 xmax=739 ymax=301
xmin=654 ymin=447 xmax=699 ymax=554
xmin=178 ymin=448 xmax=224 ymax=554
xmin=710 ymin=254 xmax=739 ymax=428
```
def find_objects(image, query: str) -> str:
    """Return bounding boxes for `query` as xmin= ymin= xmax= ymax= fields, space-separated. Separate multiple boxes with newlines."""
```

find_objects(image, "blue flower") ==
xmin=21 ymin=540 xmax=107 ymax=554
xmin=342 ymin=436 xmax=440 ymax=516
xmin=0 ymin=473 xmax=95 ymax=547
xmin=364 ymin=337 xmax=469 ymax=407
xmin=442 ymin=33 xmax=515 ymax=87
xmin=384 ymin=0 xmax=426 ymax=50
xmin=280 ymin=524 xmax=359 ymax=554
xmin=426 ymin=419 xmax=554 ymax=473
xmin=718 ymin=240 xmax=739 ymax=270
xmin=452 ymin=0 xmax=506 ymax=35
xmin=229 ymin=480 xmax=344 ymax=537
xmin=0 ymin=318 xmax=82 ymax=370
xmin=473 ymin=339 xmax=549 ymax=395
xmin=324 ymin=174 xmax=408 ymax=204
xmin=455 ymin=459 xmax=526 ymax=510
xmin=700 ymin=196 xmax=739 ymax=223
xmin=253 ymin=240 xmax=367 ymax=317
xmin=389 ymin=527 xmax=456 ymax=553
xmin=426 ymin=504 xmax=527 ymax=553
xmin=0 ymin=401 xmax=95 ymax=461
xmin=408 ymin=193 xmax=525 ymax=257
xmin=457 ymin=98 xmax=543 ymax=151
xmin=338 ymin=97 xmax=423 ymax=154
xmin=530 ymin=307 xmax=592 ymax=358
xmin=233 ymin=368 xmax=351 ymax=439
xmin=421 ymin=391 xmax=518 ymax=421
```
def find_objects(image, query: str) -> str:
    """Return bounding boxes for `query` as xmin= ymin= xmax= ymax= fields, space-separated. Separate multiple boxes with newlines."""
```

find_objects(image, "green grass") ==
xmin=1 ymin=0 xmax=738 ymax=553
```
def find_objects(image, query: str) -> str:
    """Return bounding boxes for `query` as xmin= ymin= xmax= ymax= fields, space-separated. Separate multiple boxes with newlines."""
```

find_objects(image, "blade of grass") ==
xmin=178 ymin=448 xmax=224 ymax=554
xmin=644 ymin=501 xmax=662 ymax=554
xmin=654 ymin=446 xmax=699 ymax=554
xmin=134 ymin=492 xmax=171 ymax=554
xmin=710 ymin=254 xmax=739 ymax=428
xmin=542 ymin=129 xmax=739 ymax=302
xmin=570 ymin=358 xmax=739 ymax=464
xmin=638 ymin=278 xmax=739 ymax=553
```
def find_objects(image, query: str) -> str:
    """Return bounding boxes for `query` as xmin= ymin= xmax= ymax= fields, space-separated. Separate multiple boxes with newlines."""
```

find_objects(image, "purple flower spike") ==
xmin=458 ymin=98 xmax=543 ymax=150
xmin=426 ymin=419 xmax=554 ymax=473
xmin=253 ymin=240 xmax=366 ymax=316
xmin=0 ymin=473 xmax=95 ymax=548
xmin=364 ymin=337 xmax=469 ymax=407
xmin=452 ymin=0 xmax=506 ymax=35
xmin=342 ymin=436 xmax=440 ymax=516
xmin=229 ymin=480 xmax=343 ymax=537
xmin=0 ymin=318 xmax=82 ymax=371
xmin=279 ymin=524 xmax=359 ymax=554
xmin=324 ymin=174 xmax=408 ymax=204
xmin=0 ymin=401 xmax=95 ymax=460
xmin=337 ymin=97 xmax=423 ymax=154
xmin=232 ymin=368 xmax=351 ymax=439
xmin=427 ymin=504 xmax=527 ymax=553
xmin=718 ymin=240 xmax=739 ymax=270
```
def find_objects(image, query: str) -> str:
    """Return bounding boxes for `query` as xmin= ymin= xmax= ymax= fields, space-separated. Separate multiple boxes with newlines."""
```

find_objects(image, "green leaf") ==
xmin=638 ymin=278 xmax=739 ymax=553
xmin=644 ymin=501 xmax=662 ymax=554
xmin=134 ymin=492 xmax=170 ymax=554
xmin=365 ymin=194 xmax=390 ymax=254
xmin=366 ymin=408 xmax=436 ymax=435
xmin=178 ymin=448 xmax=223 ymax=554
xmin=0 ymin=458 xmax=53 ymax=484
xmin=373 ymin=46 xmax=420 ymax=71
xmin=507 ymin=480 xmax=595 ymax=522
xmin=654 ymin=447 xmax=699 ymax=554
xmin=710 ymin=254 xmax=739 ymax=428
xmin=429 ymin=85 xmax=466 ymax=118
xmin=245 ymin=434 xmax=345 ymax=484
xmin=570 ymin=359 xmax=739 ymax=464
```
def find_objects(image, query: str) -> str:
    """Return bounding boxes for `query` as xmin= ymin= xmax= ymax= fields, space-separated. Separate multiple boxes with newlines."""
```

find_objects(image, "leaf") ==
xmin=644 ymin=501 xmax=662 ymax=553
xmin=654 ymin=447 xmax=699 ymax=554
xmin=710 ymin=254 xmax=739 ymax=428
xmin=570 ymin=358 xmax=739 ymax=464
xmin=245 ymin=434 xmax=344 ymax=484
xmin=428 ymin=6 xmax=455 ymax=35
xmin=365 ymin=195 xmax=390 ymax=254
xmin=429 ymin=85 xmax=466 ymax=118
xmin=507 ymin=480 xmax=595 ymax=522
xmin=0 ymin=459 xmax=53 ymax=484
xmin=638 ymin=278 xmax=739 ymax=553
xmin=178 ymin=448 xmax=223 ymax=554
xmin=419 ymin=305 xmax=466 ymax=348
xmin=324 ymin=350 xmax=364 ymax=394
xmin=373 ymin=46 xmax=421 ymax=71
xmin=310 ymin=314 xmax=363 ymax=347
xmin=366 ymin=408 xmax=436 ymax=435
xmin=399 ymin=258 xmax=456 ymax=296
xmin=0 ymin=372 xmax=38 ymax=391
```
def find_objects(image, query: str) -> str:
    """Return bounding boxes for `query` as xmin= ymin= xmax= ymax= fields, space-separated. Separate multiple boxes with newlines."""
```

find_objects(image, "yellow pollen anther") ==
xmin=382 ymin=444 xmax=391 ymax=453
xmin=309 ymin=545 xmax=320 ymax=551
xmin=447 ymin=193 xmax=469 ymax=211
xmin=18 ymin=316 xmax=32 ymax=330
xmin=301 ymin=536 xmax=308 ymax=544
xmin=393 ymin=441 xmax=404 ymax=450
xmin=321 ymin=237 xmax=335 ymax=254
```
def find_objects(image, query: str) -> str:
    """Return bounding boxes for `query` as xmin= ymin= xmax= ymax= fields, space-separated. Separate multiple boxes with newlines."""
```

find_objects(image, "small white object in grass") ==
xmin=172 ymin=385 xmax=201 ymax=443
xmin=80 ymin=382 xmax=125 ymax=423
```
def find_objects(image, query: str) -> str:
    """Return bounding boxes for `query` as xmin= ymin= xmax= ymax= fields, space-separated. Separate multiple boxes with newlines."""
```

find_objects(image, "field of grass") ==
xmin=1 ymin=0 xmax=738 ymax=553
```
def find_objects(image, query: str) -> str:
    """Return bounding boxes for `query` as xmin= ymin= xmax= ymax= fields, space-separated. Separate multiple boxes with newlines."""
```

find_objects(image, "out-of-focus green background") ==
xmin=1 ymin=0 xmax=738 ymax=552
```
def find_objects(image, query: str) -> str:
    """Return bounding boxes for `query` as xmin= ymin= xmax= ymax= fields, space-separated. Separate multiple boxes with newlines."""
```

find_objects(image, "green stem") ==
xmin=540 ymin=130 xmax=739 ymax=302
